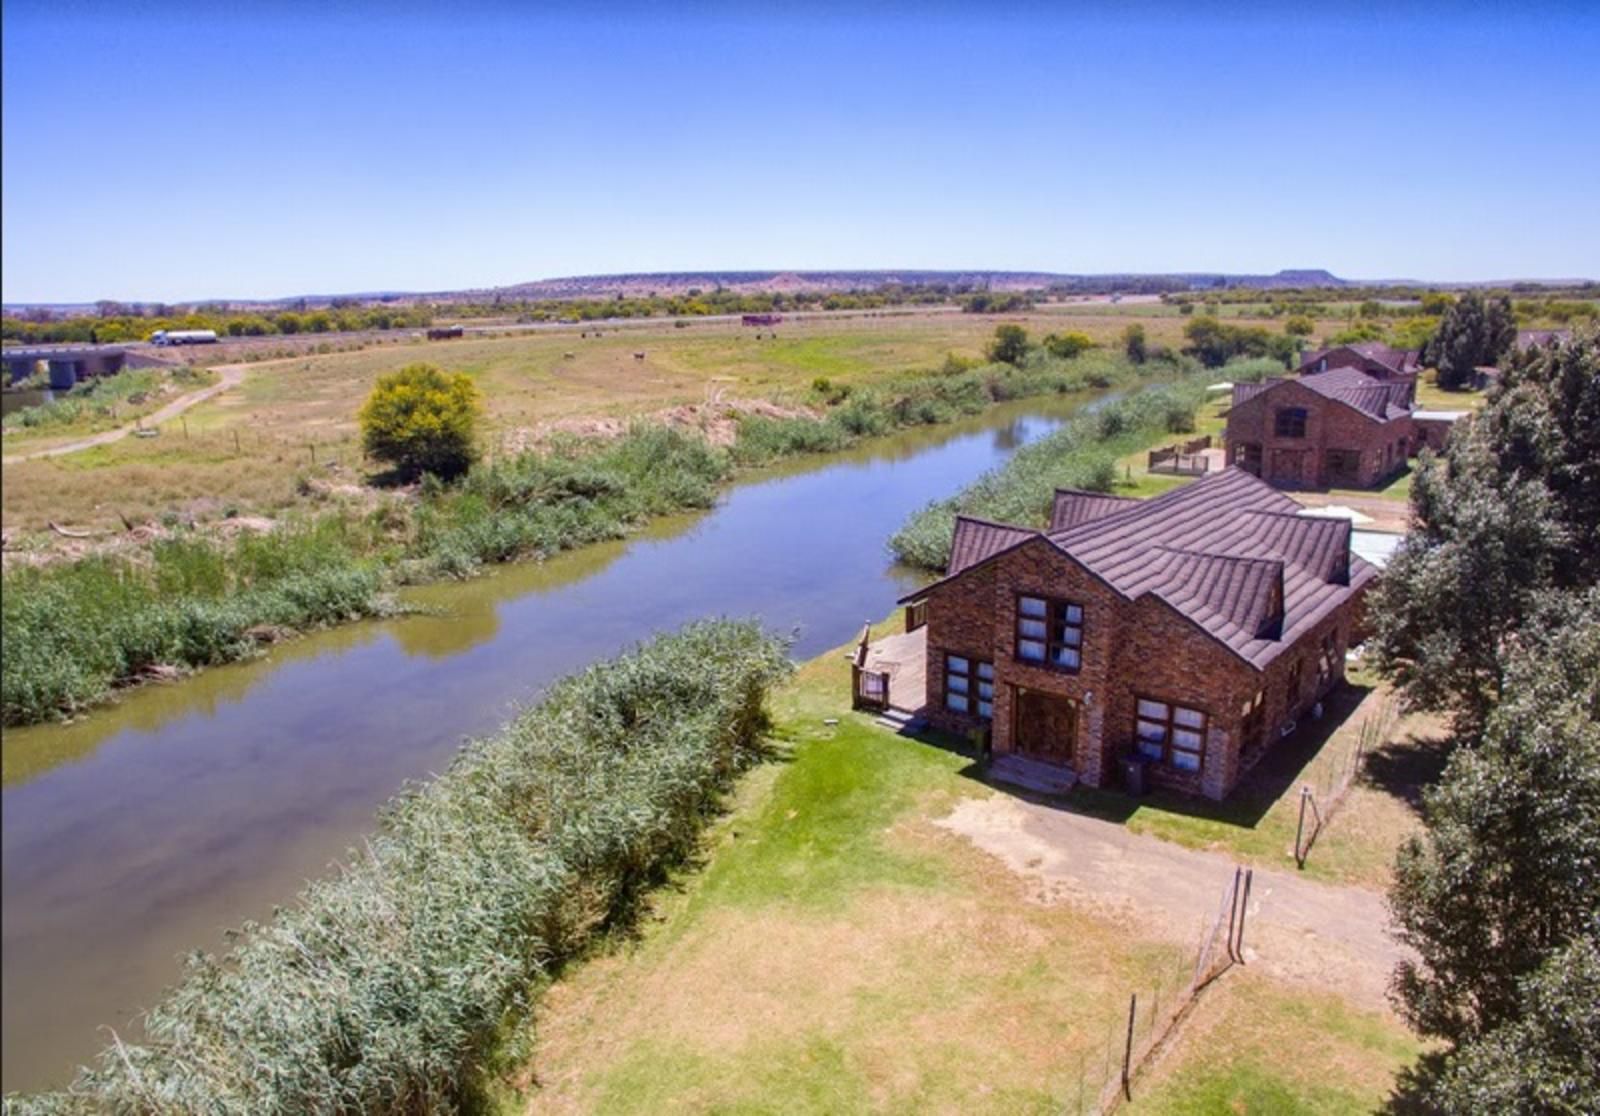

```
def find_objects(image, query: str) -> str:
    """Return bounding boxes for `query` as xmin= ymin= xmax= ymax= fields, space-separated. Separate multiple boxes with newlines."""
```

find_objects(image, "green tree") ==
xmin=1122 ymin=323 xmax=1147 ymax=364
xmin=1042 ymin=330 xmax=1094 ymax=359
xmin=987 ymin=323 xmax=1029 ymax=365
xmin=1426 ymin=291 xmax=1517 ymax=389
xmin=359 ymin=363 xmax=482 ymax=481
xmin=1283 ymin=314 xmax=1315 ymax=337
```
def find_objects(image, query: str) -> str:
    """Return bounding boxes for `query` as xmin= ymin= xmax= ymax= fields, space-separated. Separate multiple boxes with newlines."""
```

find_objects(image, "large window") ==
xmin=944 ymin=654 xmax=994 ymax=719
xmin=1325 ymin=448 xmax=1359 ymax=477
xmin=1275 ymin=407 xmax=1308 ymax=438
xmin=1135 ymin=698 xmax=1207 ymax=772
xmin=1016 ymin=595 xmax=1083 ymax=671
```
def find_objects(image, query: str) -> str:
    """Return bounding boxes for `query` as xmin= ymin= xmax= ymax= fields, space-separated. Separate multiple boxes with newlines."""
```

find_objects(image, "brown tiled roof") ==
xmin=1233 ymin=368 xmax=1412 ymax=422
xmin=1049 ymin=488 xmax=1141 ymax=531
xmin=947 ymin=515 xmax=1037 ymax=575
xmin=1298 ymin=342 xmax=1419 ymax=376
xmin=904 ymin=468 xmax=1376 ymax=671
xmin=1516 ymin=329 xmax=1571 ymax=350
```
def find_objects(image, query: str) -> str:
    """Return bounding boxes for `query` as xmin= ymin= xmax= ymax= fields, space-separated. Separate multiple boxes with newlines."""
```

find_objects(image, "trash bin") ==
xmin=1121 ymin=755 xmax=1149 ymax=797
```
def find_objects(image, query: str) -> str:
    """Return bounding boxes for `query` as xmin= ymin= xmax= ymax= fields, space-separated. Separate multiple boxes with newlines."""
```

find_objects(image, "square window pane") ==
xmin=1173 ymin=728 xmax=1203 ymax=749
xmin=977 ymin=700 xmax=993 ymax=720
xmin=1060 ymin=627 xmax=1082 ymax=647
xmin=1018 ymin=639 xmax=1045 ymax=661
xmin=1174 ymin=707 xmax=1205 ymax=728
xmin=1019 ymin=597 xmax=1047 ymax=618
xmin=946 ymin=655 xmax=969 ymax=675
xmin=1137 ymin=739 xmax=1164 ymax=760
xmin=1019 ymin=618 xmax=1048 ymax=639
xmin=1137 ymin=719 xmax=1166 ymax=742
xmin=1171 ymin=749 xmax=1201 ymax=772
xmin=946 ymin=693 xmax=968 ymax=712
xmin=1137 ymin=699 xmax=1169 ymax=719
xmin=977 ymin=681 xmax=993 ymax=700
xmin=1064 ymin=604 xmax=1083 ymax=623
xmin=1053 ymin=647 xmax=1080 ymax=669
xmin=976 ymin=662 xmax=994 ymax=680
xmin=948 ymin=675 xmax=969 ymax=694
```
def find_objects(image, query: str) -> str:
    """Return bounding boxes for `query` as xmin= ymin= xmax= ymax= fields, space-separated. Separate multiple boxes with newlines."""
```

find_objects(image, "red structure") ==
xmin=741 ymin=314 xmax=782 ymax=327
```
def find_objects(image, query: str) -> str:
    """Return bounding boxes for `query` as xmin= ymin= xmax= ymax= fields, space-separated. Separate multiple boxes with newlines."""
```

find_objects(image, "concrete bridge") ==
xmin=3 ymin=344 xmax=129 ymax=389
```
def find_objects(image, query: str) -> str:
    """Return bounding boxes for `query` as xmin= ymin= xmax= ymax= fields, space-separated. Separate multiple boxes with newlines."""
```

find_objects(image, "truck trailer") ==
xmin=149 ymin=329 xmax=219 ymax=346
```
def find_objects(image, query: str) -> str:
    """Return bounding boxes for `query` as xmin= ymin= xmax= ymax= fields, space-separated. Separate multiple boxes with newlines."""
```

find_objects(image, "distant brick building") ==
xmin=1224 ymin=368 xmax=1415 ymax=489
xmin=897 ymin=468 xmax=1375 ymax=800
xmin=1296 ymin=341 xmax=1421 ymax=381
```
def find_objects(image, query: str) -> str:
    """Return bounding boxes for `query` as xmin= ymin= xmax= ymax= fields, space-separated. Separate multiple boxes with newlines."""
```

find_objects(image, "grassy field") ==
xmin=492 ymin=628 xmax=1425 ymax=1114
xmin=0 ymin=306 xmax=1346 ymax=534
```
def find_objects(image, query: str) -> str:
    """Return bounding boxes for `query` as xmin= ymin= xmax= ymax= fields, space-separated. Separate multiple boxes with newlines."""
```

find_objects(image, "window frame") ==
xmin=1274 ymin=407 xmax=1309 ymax=438
xmin=1014 ymin=593 xmax=1085 ymax=673
xmin=944 ymin=653 xmax=994 ymax=720
xmin=1134 ymin=696 xmax=1208 ymax=773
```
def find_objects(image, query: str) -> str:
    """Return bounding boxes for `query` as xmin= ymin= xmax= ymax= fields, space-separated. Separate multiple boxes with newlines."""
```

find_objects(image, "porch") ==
xmin=849 ymin=623 xmax=927 ymax=715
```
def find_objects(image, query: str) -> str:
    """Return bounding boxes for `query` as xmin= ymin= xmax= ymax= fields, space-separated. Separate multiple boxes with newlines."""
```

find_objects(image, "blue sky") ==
xmin=3 ymin=2 xmax=1597 ymax=302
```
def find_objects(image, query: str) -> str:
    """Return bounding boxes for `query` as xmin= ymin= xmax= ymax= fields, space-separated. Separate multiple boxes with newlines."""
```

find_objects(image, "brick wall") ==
xmin=1225 ymin=381 xmax=1414 ymax=490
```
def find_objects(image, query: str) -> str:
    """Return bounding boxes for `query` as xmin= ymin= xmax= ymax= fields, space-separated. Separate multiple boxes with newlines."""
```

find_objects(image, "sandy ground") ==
xmin=1293 ymin=491 xmax=1410 ymax=533
xmin=937 ymin=793 xmax=1406 ymax=1013
xmin=1 ymin=363 xmax=248 ymax=464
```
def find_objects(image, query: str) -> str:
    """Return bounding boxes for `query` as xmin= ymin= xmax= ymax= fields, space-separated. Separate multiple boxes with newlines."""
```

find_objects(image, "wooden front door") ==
xmin=1012 ymin=688 xmax=1077 ymax=765
xmin=1269 ymin=449 xmax=1308 ymax=488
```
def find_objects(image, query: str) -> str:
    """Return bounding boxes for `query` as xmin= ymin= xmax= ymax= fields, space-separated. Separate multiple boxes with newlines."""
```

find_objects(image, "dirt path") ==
xmin=938 ymin=794 xmax=1405 ymax=1012
xmin=1 ymin=363 xmax=249 ymax=464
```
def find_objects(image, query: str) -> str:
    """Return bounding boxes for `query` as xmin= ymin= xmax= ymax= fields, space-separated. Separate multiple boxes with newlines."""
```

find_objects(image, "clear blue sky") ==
xmin=3 ymin=2 xmax=1597 ymax=303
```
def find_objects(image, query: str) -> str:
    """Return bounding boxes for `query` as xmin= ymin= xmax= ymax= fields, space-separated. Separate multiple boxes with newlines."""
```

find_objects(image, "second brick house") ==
xmin=1224 ymin=367 xmax=1416 ymax=488
xmin=898 ymin=467 xmax=1376 ymax=800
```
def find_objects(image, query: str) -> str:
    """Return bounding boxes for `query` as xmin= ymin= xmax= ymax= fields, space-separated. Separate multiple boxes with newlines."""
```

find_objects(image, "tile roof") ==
xmin=1049 ymin=488 xmax=1141 ymax=531
xmin=905 ymin=468 xmax=1376 ymax=670
xmin=1516 ymin=329 xmax=1571 ymax=350
xmin=1232 ymin=368 xmax=1413 ymax=422
xmin=1298 ymin=342 xmax=1419 ymax=376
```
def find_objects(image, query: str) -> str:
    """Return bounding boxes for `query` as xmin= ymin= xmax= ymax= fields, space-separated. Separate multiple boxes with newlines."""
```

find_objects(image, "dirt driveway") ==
xmin=1 ymin=363 xmax=249 ymax=464
xmin=938 ymin=793 xmax=1406 ymax=1012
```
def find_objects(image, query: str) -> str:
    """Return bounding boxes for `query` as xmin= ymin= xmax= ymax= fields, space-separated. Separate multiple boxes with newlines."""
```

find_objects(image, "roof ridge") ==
xmin=1152 ymin=543 xmax=1286 ymax=569
xmin=952 ymin=512 xmax=1038 ymax=532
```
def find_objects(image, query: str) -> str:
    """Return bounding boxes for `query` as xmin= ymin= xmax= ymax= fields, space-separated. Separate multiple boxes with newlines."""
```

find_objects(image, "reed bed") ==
xmin=12 ymin=620 xmax=790 ymax=1115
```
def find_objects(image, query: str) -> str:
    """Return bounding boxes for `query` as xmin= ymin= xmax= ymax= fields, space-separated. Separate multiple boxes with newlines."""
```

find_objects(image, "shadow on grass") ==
xmin=1360 ymin=730 xmax=1450 ymax=816
xmin=896 ymin=681 xmax=1378 ymax=832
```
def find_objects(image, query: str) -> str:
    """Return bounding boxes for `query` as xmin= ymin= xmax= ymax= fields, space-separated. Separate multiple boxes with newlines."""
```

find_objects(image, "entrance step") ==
xmin=873 ymin=707 xmax=926 ymax=735
xmin=989 ymin=754 xmax=1077 ymax=796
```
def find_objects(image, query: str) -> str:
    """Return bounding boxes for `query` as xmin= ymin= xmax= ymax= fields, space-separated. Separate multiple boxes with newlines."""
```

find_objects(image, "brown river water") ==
xmin=0 ymin=394 xmax=1108 ymax=1091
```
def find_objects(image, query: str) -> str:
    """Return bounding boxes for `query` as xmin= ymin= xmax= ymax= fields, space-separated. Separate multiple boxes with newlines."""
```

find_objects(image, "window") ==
xmin=1286 ymin=658 xmax=1303 ymax=709
xmin=1274 ymin=408 xmax=1308 ymax=438
xmin=1135 ymin=698 xmax=1207 ymax=772
xmin=945 ymin=655 xmax=994 ymax=719
xmin=1016 ymin=595 xmax=1083 ymax=671
xmin=1237 ymin=442 xmax=1263 ymax=472
xmin=1325 ymin=448 xmax=1358 ymax=477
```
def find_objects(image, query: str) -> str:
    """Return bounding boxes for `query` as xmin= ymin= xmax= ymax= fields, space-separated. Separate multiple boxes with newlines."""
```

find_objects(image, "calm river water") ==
xmin=1 ymin=394 xmax=1103 ymax=1091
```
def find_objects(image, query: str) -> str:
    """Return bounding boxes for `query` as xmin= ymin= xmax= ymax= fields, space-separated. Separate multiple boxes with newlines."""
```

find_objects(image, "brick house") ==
xmin=1224 ymin=367 xmax=1415 ymax=488
xmin=1296 ymin=341 xmax=1421 ymax=381
xmin=898 ymin=468 xmax=1375 ymax=800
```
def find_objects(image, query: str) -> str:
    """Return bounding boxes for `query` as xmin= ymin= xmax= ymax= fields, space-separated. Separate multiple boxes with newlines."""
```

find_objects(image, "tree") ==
xmin=987 ymin=323 xmax=1029 ymax=365
xmin=1283 ymin=315 xmax=1315 ymax=337
xmin=1426 ymin=291 xmax=1517 ymax=389
xmin=1122 ymin=323 xmax=1147 ymax=364
xmin=1373 ymin=331 xmax=1600 ymax=724
xmin=358 ymin=363 xmax=481 ymax=481
xmin=1042 ymin=331 xmax=1094 ymax=359
xmin=1388 ymin=594 xmax=1600 ymax=1044
xmin=1423 ymin=937 xmax=1600 ymax=1116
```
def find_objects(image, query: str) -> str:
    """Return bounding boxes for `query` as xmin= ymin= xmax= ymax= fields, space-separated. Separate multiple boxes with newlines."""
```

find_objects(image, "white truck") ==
xmin=149 ymin=329 xmax=219 ymax=346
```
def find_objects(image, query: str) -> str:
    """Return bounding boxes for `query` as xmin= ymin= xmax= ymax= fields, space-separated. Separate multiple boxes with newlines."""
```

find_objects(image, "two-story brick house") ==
xmin=1296 ymin=341 xmax=1421 ymax=381
xmin=899 ymin=467 xmax=1376 ymax=800
xmin=1225 ymin=367 xmax=1415 ymax=488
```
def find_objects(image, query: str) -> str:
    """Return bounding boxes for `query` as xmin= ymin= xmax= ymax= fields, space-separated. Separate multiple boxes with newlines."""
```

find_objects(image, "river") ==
xmin=0 ymin=393 xmax=1103 ymax=1092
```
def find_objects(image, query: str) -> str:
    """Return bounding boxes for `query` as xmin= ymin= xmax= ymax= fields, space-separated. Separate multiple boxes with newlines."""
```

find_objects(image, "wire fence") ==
xmin=1060 ymin=865 xmax=1254 ymax=1114
xmin=1294 ymin=695 xmax=1397 ymax=867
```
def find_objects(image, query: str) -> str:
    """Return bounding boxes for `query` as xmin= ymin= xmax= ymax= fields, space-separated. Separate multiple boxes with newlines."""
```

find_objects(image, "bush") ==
xmin=359 ymin=363 xmax=482 ymax=481
xmin=18 ymin=621 xmax=790 ymax=1114
xmin=1043 ymin=331 xmax=1095 ymax=359
xmin=987 ymin=324 xmax=1029 ymax=365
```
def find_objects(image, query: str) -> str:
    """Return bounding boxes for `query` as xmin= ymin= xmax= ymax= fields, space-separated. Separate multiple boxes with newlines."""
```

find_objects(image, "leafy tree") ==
xmin=1373 ymin=330 xmax=1600 ymax=725
xmin=1359 ymin=299 xmax=1384 ymax=319
xmin=1423 ymin=936 xmax=1600 ymax=1116
xmin=359 ymin=363 xmax=481 ymax=481
xmin=1182 ymin=316 xmax=1297 ymax=368
xmin=1042 ymin=331 xmax=1094 ymax=359
xmin=1420 ymin=291 xmax=1456 ymax=315
xmin=1425 ymin=291 xmax=1517 ymax=389
xmin=1283 ymin=315 xmax=1314 ymax=337
xmin=987 ymin=324 xmax=1029 ymax=365
xmin=1389 ymin=593 xmax=1600 ymax=1043
xmin=1122 ymin=323 xmax=1147 ymax=364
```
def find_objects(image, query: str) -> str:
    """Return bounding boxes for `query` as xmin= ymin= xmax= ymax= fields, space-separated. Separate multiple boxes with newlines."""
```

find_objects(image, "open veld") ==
xmin=1 ymin=302 xmax=1366 ymax=535
xmin=491 ymin=626 xmax=1435 ymax=1114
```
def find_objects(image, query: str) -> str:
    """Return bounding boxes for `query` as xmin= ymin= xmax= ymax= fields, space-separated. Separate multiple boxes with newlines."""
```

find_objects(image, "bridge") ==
xmin=4 ymin=344 xmax=130 ymax=388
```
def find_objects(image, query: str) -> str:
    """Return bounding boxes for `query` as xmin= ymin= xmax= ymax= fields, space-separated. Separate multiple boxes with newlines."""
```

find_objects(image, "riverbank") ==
xmin=2 ymin=352 xmax=1210 ymax=726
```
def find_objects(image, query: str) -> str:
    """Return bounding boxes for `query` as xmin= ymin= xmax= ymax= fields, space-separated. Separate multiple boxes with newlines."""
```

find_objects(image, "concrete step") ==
xmin=988 ymin=753 xmax=1077 ymax=796
xmin=873 ymin=708 xmax=926 ymax=735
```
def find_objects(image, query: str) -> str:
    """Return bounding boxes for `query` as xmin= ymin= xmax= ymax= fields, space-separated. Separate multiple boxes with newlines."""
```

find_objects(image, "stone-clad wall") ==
xmin=1226 ymin=381 xmax=1414 ymax=489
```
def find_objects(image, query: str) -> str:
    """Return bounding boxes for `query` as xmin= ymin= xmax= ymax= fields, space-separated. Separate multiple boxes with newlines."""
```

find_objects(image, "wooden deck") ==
xmin=860 ymin=626 xmax=928 ymax=714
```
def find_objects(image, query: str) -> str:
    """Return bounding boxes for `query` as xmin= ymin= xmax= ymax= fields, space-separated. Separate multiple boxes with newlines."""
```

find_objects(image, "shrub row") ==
xmin=1 ymin=521 xmax=388 ymax=725
xmin=12 ymin=620 xmax=789 ymax=1115
xmin=888 ymin=374 xmax=1215 ymax=570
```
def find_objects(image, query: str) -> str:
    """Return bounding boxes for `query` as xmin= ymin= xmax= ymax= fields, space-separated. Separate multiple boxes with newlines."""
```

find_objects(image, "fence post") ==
xmin=1295 ymin=786 xmax=1311 ymax=867
xmin=1235 ymin=869 xmax=1254 ymax=961
xmin=1226 ymin=866 xmax=1242 ymax=962
xmin=1122 ymin=992 xmax=1137 ymax=1100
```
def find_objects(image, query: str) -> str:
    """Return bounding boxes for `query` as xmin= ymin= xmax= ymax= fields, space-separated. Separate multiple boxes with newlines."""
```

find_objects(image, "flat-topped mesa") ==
xmin=901 ymin=468 xmax=1374 ymax=800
